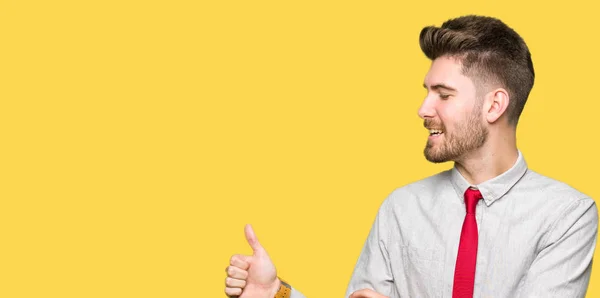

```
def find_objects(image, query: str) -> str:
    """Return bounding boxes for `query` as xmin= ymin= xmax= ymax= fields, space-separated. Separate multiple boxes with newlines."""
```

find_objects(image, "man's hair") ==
xmin=419 ymin=15 xmax=535 ymax=126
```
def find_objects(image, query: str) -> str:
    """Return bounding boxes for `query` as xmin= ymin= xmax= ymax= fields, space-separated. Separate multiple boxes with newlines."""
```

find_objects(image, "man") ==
xmin=224 ymin=15 xmax=598 ymax=298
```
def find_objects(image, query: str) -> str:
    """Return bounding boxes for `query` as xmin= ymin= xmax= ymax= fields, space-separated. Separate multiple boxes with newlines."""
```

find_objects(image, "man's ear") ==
xmin=483 ymin=88 xmax=510 ymax=123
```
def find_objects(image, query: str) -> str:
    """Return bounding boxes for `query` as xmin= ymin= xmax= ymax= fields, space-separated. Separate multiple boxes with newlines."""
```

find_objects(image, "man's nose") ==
xmin=418 ymin=97 xmax=436 ymax=119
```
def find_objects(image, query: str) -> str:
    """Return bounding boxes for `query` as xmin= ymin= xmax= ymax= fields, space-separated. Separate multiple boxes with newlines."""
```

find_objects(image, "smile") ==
xmin=429 ymin=129 xmax=443 ymax=136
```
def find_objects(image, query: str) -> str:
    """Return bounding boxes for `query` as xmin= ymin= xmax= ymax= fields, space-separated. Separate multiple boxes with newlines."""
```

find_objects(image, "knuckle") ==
xmin=225 ymin=287 xmax=241 ymax=296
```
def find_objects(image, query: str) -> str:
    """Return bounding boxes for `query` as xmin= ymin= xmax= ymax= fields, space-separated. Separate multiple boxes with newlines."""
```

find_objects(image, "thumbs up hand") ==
xmin=225 ymin=224 xmax=281 ymax=298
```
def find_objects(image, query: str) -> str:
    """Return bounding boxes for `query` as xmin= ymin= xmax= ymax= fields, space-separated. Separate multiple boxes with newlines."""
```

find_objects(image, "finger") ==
xmin=225 ymin=265 xmax=249 ymax=280
xmin=225 ymin=287 xmax=242 ymax=296
xmin=230 ymin=254 xmax=250 ymax=270
xmin=244 ymin=224 xmax=264 ymax=253
xmin=225 ymin=277 xmax=247 ymax=288
xmin=349 ymin=289 xmax=377 ymax=298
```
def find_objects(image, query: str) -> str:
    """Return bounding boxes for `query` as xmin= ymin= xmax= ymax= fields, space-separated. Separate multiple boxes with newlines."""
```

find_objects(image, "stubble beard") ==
xmin=424 ymin=110 xmax=488 ymax=163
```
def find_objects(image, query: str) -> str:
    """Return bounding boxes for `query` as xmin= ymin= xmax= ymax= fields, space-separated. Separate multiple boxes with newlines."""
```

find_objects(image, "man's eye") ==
xmin=440 ymin=94 xmax=450 ymax=99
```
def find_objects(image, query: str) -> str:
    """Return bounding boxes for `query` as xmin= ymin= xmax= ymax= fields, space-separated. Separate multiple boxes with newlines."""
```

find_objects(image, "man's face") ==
xmin=418 ymin=56 xmax=488 ymax=163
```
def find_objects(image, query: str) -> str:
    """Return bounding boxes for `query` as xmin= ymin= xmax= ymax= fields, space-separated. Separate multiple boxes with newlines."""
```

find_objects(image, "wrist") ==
xmin=273 ymin=278 xmax=292 ymax=298
xmin=268 ymin=278 xmax=282 ymax=297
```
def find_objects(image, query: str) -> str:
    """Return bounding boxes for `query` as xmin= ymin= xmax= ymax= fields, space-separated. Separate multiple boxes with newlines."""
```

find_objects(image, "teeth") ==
xmin=429 ymin=129 xmax=443 ymax=134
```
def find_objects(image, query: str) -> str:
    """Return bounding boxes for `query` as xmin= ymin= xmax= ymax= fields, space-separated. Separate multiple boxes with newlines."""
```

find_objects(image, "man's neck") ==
xmin=454 ymin=146 xmax=519 ymax=186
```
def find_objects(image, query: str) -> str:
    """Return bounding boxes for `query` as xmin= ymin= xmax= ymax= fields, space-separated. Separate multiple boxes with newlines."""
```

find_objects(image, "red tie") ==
xmin=452 ymin=188 xmax=483 ymax=298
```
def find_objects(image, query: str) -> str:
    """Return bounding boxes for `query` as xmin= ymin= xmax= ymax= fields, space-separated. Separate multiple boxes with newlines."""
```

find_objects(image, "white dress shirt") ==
xmin=293 ymin=151 xmax=598 ymax=297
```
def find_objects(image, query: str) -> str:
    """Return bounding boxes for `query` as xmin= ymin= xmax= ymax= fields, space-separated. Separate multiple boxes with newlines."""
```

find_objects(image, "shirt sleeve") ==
xmin=516 ymin=198 xmax=598 ymax=298
xmin=345 ymin=199 xmax=395 ymax=298
xmin=290 ymin=287 xmax=306 ymax=298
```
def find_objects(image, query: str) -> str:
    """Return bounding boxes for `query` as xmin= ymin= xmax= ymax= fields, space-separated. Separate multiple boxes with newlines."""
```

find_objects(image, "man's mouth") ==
xmin=429 ymin=129 xmax=443 ymax=136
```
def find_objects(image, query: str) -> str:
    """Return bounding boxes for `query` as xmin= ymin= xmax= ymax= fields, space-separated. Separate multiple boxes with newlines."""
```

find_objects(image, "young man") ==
xmin=224 ymin=15 xmax=598 ymax=298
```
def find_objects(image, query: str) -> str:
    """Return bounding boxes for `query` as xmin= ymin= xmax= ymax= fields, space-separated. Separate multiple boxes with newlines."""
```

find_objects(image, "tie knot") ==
xmin=464 ymin=188 xmax=482 ymax=214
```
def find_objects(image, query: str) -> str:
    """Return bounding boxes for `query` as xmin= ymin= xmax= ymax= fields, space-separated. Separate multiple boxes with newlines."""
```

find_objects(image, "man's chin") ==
xmin=425 ymin=157 xmax=451 ymax=163
xmin=424 ymin=149 xmax=452 ymax=163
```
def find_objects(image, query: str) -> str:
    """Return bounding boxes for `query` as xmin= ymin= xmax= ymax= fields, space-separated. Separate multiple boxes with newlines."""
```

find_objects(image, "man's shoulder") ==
xmin=372 ymin=170 xmax=452 ymax=221
xmin=522 ymin=169 xmax=589 ymax=197
xmin=520 ymin=169 xmax=594 ymax=206
xmin=381 ymin=169 xmax=452 ymax=205
xmin=521 ymin=169 xmax=598 ymax=244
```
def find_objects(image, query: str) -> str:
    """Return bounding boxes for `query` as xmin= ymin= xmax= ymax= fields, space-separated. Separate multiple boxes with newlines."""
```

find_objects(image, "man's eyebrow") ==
xmin=423 ymin=83 xmax=457 ymax=92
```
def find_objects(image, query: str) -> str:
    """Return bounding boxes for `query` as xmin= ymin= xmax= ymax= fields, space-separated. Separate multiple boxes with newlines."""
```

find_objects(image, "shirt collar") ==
xmin=450 ymin=150 xmax=528 ymax=206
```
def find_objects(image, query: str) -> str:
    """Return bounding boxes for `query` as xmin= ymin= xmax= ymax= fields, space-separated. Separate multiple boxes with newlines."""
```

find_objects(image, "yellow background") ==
xmin=2 ymin=0 xmax=599 ymax=297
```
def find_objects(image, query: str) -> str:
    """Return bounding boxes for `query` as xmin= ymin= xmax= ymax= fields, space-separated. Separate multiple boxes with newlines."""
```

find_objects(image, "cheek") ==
xmin=437 ymin=111 xmax=454 ymax=129
xmin=440 ymin=116 xmax=464 ymax=135
xmin=440 ymin=105 xmax=472 ymax=128
xmin=436 ymin=103 xmax=458 ymax=121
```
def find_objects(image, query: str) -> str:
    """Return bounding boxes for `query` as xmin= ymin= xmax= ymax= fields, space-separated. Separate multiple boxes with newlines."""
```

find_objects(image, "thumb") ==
xmin=244 ymin=224 xmax=265 ymax=254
